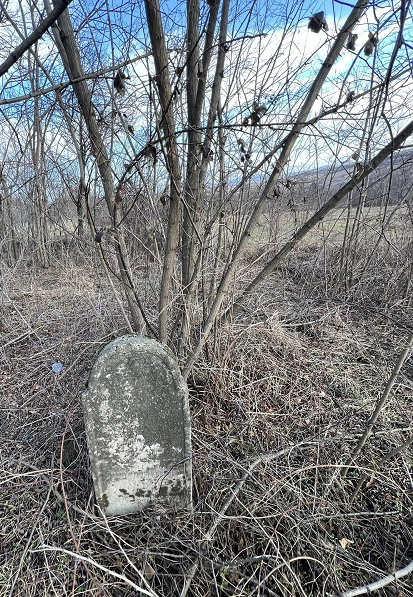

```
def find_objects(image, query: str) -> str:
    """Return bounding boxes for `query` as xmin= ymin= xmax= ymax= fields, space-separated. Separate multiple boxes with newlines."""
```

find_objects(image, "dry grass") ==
xmin=1 ymin=226 xmax=413 ymax=597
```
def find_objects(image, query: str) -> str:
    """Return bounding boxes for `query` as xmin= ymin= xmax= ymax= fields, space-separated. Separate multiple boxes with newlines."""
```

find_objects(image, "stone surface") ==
xmin=82 ymin=335 xmax=192 ymax=516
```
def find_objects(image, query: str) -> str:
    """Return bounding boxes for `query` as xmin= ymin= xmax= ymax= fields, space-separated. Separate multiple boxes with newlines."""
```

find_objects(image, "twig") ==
xmin=342 ymin=331 xmax=413 ymax=477
xmin=59 ymin=416 xmax=105 ymax=595
xmin=339 ymin=559 xmax=413 ymax=596
xmin=2 ymin=288 xmax=42 ymax=341
xmin=180 ymin=441 xmax=316 ymax=597
xmin=59 ymin=328 xmax=126 ymax=380
xmin=8 ymin=486 xmax=52 ymax=596
xmin=9 ymin=458 xmax=100 ymax=521
xmin=30 ymin=545 xmax=159 ymax=597
xmin=0 ymin=53 xmax=152 ymax=106
xmin=350 ymin=433 xmax=413 ymax=504
xmin=97 ymin=507 xmax=157 ymax=594
xmin=97 ymin=245 xmax=134 ymax=333
xmin=0 ymin=331 xmax=30 ymax=350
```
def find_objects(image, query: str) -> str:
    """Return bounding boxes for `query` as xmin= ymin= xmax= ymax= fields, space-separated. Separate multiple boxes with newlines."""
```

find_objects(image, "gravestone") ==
xmin=82 ymin=335 xmax=192 ymax=516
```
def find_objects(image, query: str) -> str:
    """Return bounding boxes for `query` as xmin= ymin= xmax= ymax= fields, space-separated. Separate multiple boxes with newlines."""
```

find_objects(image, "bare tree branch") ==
xmin=182 ymin=0 xmax=369 ymax=378
xmin=144 ymin=0 xmax=182 ymax=343
xmin=0 ymin=0 xmax=73 ymax=77
xmin=225 ymin=117 xmax=413 ymax=323
xmin=0 ymin=53 xmax=151 ymax=105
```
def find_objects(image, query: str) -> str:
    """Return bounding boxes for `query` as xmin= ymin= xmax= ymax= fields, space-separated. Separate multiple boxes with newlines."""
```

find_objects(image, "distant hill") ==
xmin=289 ymin=148 xmax=413 ymax=207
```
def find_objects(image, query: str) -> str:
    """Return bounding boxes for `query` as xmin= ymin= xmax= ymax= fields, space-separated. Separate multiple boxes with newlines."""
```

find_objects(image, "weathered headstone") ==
xmin=82 ymin=335 xmax=192 ymax=515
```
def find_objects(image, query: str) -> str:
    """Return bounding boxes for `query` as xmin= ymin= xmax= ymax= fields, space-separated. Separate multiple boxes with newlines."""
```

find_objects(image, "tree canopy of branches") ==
xmin=0 ymin=0 xmax=412 ymax=375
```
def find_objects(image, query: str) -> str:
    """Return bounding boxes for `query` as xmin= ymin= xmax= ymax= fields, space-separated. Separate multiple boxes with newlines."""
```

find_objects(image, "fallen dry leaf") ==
xmin=144 ymin=563 xmax=155 ymax=580
xmin=339 ymin=538 xmax=354 ymax=550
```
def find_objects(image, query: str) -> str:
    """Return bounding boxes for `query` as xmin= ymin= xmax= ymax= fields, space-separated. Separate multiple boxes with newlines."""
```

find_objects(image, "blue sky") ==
xmin=1 ymin=0 xmax=412 ymax=178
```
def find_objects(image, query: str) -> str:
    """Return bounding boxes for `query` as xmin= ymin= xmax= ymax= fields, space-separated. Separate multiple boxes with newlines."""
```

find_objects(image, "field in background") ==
xmin=251 ymin=204 xmax=412 ymax=248
xmin=1 ymin=207 xmax=412 ymax=597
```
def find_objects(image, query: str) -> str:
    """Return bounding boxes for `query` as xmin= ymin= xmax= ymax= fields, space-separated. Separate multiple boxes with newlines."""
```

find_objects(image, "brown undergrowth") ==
xmin=1 ymin=244 xmax=413 ymax=597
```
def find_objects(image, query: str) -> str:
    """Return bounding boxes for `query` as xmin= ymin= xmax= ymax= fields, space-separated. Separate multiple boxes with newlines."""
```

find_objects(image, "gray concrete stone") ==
xmin=82 ymin=335 xmax=192 ymax=516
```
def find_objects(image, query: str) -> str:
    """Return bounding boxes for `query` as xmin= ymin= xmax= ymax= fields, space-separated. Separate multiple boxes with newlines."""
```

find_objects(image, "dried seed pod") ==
xmin=200 ymin=146 xmax=214 ymax=160
xmin=308 ymin=11 xmax=328 ymax=33
xmin=253 ymin=103 xmax=267 ymax=116
xmin=243 ymin=103 xmax=267 ymax=126
xmin=364 ymin=32 xmax=378 ymax=56
xmin=250 ymin=112 xmax=260 ymax=125
xmin=141 ymin=143 xmax=157 ymax=165
xmin=346 ymin=91 xmax=355 ymax=103
xmin=114 ymin=70 xmax=126 ymax=96
xmin=237 ymin=138 xmax=246 ymax=153
xmin=172 ymin=87 xmax=181 ymax=102
xmin=346 ymin=33 xmax=358 ymax=51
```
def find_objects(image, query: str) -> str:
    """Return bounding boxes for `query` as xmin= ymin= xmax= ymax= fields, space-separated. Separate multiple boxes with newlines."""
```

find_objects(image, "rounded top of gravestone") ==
xmin=87 ymin=332 xmax=187 ymax=399
xmin=98 ymin=334 xmax=177 ymax=362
